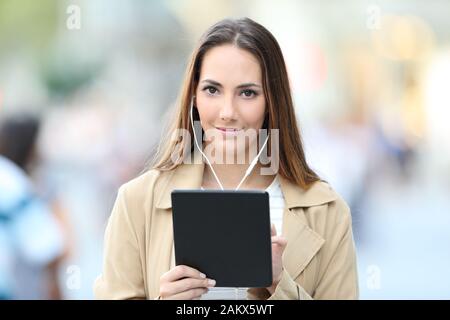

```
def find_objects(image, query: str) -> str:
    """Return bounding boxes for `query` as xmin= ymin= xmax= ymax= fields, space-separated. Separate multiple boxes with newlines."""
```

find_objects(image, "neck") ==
xmin=199 ymin=135 xmax=273 ymax=190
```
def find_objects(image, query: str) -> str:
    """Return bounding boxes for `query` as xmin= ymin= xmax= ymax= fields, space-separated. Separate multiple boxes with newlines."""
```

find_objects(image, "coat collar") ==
xmin=155 ymin=161 xmax=337 ymax=210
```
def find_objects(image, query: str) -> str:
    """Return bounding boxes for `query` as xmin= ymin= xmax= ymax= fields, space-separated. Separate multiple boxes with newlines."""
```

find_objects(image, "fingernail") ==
xmin=200 ymin=273 xmax=206 ymax=278
xmin=208 ymin=279 xmax=216 ymax=286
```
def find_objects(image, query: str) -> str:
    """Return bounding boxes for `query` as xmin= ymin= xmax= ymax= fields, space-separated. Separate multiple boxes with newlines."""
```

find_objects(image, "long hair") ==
xmin=150 ymin=17 xmax=320 ymax=189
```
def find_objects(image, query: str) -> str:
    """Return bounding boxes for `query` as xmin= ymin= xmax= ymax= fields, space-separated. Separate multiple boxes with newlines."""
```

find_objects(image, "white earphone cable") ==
xmin=190 ymin=100 xmax=225 ymax=190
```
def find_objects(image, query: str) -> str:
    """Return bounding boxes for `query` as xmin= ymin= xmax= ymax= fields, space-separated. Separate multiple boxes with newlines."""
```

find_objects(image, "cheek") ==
xmin=195 ymin=97 xmax=217 ymax=126
xmin=241 ymin=103 xmax=266 ymax=128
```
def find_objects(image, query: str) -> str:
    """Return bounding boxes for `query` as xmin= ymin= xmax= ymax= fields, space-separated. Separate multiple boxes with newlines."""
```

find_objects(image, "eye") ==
xmin=203 ymin=86 xmax=218 ymax=95
xmin=240 ymin=89 xmax=257 ymax=98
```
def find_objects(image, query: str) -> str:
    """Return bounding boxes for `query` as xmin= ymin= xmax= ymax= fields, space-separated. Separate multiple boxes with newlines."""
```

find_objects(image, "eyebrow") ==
xmin=200 ymin=79 xmax=262 ymax=89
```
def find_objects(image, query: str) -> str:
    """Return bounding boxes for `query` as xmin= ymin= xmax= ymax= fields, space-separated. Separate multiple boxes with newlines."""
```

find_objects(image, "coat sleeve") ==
xmin=312 ymin=207 xmax=359 ymax=299
xmin=93 ymin=186 xmax=146 ymax=299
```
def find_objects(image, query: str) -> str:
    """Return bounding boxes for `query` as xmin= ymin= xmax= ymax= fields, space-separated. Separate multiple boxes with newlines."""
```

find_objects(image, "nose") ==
xmin=219 ymin=97 xmax=237 ymax=122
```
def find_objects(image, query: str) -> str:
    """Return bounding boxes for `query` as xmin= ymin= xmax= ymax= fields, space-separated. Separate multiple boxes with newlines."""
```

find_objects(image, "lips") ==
xmin=216 ymin=127 xmax=241 ymax=132
xmin=215 ymin=127 xmax=243 ymax=137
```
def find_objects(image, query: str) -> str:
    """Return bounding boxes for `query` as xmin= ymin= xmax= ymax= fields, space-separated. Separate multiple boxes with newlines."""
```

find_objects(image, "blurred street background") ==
xmin=1 ymin=0 xmax=449 ymax=299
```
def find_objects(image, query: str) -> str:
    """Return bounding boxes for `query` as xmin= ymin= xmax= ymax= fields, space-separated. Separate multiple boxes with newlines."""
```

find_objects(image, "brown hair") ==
xmin=150 ymin=17 xmax=320 ymax=189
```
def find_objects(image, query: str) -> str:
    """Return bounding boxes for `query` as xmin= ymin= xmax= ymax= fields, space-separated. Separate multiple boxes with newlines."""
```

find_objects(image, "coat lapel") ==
xmin=280 ymin=207 xmax=325 ymax=281
xmin=155 ymin=162 xmax=205 ymax=210
xmin=279 ymin=176 xmax=337 ymax=280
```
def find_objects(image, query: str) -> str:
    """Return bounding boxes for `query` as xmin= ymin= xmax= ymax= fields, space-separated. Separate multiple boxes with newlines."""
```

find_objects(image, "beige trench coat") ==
xmin=94 ymin=162 xmax=359 ymax=299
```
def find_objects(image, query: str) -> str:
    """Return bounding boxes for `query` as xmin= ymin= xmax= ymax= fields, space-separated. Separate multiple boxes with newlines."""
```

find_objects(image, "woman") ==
xmin=94 ymin=17 xmax=359 ymax=300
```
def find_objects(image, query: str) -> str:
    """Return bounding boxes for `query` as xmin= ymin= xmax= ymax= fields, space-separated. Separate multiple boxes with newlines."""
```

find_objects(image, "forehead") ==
xmin=199 ymin=44 xmax=262 ymax=84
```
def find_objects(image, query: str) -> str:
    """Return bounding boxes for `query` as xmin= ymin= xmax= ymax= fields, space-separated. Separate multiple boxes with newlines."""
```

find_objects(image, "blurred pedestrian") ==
xmin=0 ymin=114 xmax=68 ymax=299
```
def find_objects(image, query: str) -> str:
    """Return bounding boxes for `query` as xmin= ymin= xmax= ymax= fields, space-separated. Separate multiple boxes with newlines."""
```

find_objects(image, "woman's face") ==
xmin=195 ymin=44 xmax=266 ymax=161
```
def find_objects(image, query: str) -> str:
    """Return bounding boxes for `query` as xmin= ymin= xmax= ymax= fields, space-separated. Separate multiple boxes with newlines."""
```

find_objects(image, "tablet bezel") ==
xmin=171 ymin=189 xmax=273 ymax=288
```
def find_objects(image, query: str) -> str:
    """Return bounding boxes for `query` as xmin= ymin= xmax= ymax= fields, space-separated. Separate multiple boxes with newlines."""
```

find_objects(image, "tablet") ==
xmin=171 ymin=190 xmax=273 ymax=288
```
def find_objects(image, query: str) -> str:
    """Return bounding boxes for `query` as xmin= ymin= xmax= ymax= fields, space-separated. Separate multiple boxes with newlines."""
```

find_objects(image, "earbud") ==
xmin=190 ymin=96 xmax=269 ymax=190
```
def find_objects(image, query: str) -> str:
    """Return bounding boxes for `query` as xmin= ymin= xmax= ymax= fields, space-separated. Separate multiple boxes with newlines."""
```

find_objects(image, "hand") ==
xmin=159 ymin=265 xmax=216 ymax=300
xmin=267 ymin=223 xmax=287 ymax=295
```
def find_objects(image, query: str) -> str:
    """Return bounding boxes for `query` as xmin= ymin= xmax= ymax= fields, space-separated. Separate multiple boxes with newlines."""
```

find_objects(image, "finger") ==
xmin=271 ymin=223 xmax=277 ymax=236
xmin=271 ymin=235 xmax=287 ymax=245
xmin=167 ymin=287 xmax=209 ymax=300
xmin=271 ymin=235 xmax=288 ymax=247
xmin=160 ymin=278 xmax=212 ymax=298
xmin=162 ymin=265 xmax=206 ymax=282
xmin=172 ymin=277 xmax=216 ymax=294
